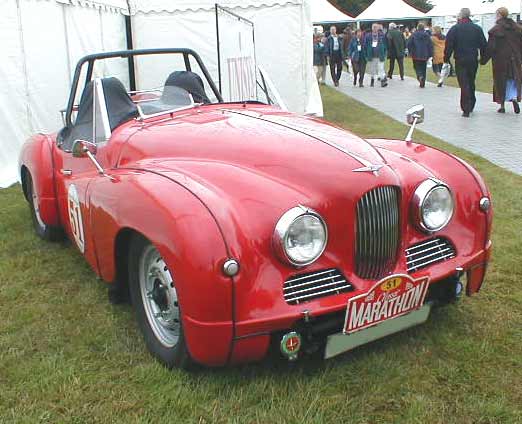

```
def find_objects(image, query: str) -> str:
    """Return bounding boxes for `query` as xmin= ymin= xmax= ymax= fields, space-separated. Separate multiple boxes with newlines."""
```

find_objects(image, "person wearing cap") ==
xmin=444 ymin=8 xmax=487 ymax=117
xmin=387 ymin=23 xmax=406 ymax=80
xmin=481 ymin=7 xmax=522 ymax=114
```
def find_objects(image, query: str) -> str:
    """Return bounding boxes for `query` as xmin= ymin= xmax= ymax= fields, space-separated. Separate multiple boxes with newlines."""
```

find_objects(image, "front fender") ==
xmin=371 ymin=138 xmax=493 ymax=295
xmin=88 ymin=170 xmax=233 ymax=365
xmin=18 ymin=134 xmax=60 ymax=226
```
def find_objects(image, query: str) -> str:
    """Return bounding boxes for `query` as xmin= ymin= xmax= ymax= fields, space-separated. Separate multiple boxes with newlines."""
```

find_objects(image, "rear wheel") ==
xmin=25 ymin=172 xmax=64 ymax=241
xmin=128 ymin=234 xmax=193 ymax=369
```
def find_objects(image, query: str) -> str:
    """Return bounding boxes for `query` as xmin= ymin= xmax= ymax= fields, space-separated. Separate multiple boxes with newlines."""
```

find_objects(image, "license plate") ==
xmin=343 ymin=274 xmax=430 ymax=334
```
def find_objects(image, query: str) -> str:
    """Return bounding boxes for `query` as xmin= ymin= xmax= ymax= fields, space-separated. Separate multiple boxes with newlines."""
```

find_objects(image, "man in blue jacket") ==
xmin=327 ymin=26 xmax=344 ymax=87
xmin=444 ymin=8 xmax=487 ymax=117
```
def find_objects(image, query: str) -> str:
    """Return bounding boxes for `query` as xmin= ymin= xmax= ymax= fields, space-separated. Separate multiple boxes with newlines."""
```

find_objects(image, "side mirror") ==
xmin=72 ymin=139 xmax=97 ymax=158
xmin=405 ymin=105 xmax=425 ymax=143
xmin=406 ymin=104 xmax=425 ymax=125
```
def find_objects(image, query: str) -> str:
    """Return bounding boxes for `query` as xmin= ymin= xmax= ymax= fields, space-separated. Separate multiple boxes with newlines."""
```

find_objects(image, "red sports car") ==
xmin=19 ymin=49 xmax=492 ymax=368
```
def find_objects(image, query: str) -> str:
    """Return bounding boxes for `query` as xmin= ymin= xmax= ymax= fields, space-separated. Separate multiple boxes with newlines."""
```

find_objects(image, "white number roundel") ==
xmin=67 ymin=184 xmax=85 ymax=253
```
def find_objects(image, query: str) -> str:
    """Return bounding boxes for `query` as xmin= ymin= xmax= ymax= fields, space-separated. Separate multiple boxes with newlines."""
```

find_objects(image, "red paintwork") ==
xmin=19 ymin=102 xmax=492 ymax=366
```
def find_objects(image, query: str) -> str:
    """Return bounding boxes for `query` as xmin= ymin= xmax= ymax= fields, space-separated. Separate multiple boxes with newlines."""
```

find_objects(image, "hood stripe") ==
xmin=223 ymin=109 xmax=387 ymax=169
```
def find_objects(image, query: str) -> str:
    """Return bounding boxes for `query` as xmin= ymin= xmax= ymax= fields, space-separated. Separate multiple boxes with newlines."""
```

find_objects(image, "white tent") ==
xmin=356 ymin=0 xmax=427 ymax=21
xmin=131 ymin=0 xmax=322 ymax=117
xmin=428 ymin=0 xmax=521 ymax=34
xmin=0 ymin=0 xmax=129 ymax=188
xmin=0 ymin=0 xmax=322 ymax=188
xmin=310 ymin=0 xmax=355 ymax=24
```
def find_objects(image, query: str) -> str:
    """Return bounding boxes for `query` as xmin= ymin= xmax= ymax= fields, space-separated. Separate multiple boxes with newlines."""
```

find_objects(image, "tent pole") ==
xmin=215 ymin=3 xmax=222 ymax=94
xmin=125 ymin=2 xmax=136 ymax=92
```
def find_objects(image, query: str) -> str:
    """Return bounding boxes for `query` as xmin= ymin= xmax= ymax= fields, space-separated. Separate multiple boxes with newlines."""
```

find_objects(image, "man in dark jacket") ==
xmin=444 ymin=8 xmax=488 ymax=117
xmin=327 ymin=26 xmax=343 ymax=86
xmin=407 ymin=23 xmax=433 ymax=87
xmin=387 ymin=23 xmax=406 ymax=80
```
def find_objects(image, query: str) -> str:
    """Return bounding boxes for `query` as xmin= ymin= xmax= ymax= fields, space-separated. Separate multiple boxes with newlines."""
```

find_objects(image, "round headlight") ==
xmin=273 ymin=206 xmax=328 ymax=267
xmin=413 ymin=179 xmax=454 ymax=232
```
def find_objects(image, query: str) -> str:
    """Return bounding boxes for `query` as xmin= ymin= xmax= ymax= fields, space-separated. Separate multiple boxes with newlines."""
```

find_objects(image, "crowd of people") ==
xmin=313 ymin=7 xmax=522 ymax=117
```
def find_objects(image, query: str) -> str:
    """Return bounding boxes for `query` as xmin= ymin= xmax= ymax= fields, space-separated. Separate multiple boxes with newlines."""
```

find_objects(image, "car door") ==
xmin=53 ymin=79 xmax=115 ymax=270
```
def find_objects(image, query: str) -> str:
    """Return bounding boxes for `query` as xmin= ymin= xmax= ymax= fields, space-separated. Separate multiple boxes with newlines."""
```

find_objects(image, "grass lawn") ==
xmin=1 ymin=88 xmax=521 ymax=423
xmin=399 ymin=58 xmax=494 ymax=94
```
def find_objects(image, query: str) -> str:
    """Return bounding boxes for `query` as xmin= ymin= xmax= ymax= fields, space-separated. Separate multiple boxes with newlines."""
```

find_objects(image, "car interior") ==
xmin=58 ymin=71 xmax=211 ymax=151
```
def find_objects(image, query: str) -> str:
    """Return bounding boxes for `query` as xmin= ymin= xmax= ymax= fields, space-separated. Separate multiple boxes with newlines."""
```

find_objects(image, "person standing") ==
xmin=342 ymin=27 xmax=353 ymax=74
xmin=444 ymin=8 xmax=487 ymax=117
xmin=387 ymin=23 xmax=406 ymax=80
xmin=481 ymin=7 xmax=522 ymax=114
xmin=407 ymin=23 xmax=433 ymax=88
xmin=313 ymin=33 xmax=327 ymax=85
xmin=364 ymin=23 xmax=388 ymax=87
xmin=327 ymin=26 xmax=343 ymax=86
xmin=431 ymin=26 xmax=446 ymax=87
xmin=349 ymin=29 xmax=367 ymax=87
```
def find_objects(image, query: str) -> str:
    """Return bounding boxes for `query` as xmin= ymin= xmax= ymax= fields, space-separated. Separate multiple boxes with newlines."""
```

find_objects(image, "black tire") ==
xmin=128 ymin=234 xmax=193 ymax=369
xmin=25 ymin=172 xmax=64 ymax=241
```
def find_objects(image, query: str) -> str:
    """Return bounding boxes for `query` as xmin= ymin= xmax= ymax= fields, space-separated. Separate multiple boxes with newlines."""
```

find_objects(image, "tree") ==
xmin=332 ymin=0 xmax=433 ymax=17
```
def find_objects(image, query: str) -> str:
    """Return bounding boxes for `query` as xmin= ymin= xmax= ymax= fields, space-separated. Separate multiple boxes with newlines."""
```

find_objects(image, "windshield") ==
xmin=133 ymin=85 xmax=197 ymax=118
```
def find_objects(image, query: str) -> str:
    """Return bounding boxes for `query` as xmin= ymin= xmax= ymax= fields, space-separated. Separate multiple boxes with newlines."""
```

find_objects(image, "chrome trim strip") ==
xmin=283 ymin=275 xmax=346 ymax=291
xmin=407 ymin=252 xmax=455 ymax=271
xmin=285 ymin=285 xmax=351 ymax=302
xmin=285 ymin=269 xmax=336 ymax=283
xmin=284 ymin=280 xmax=349 ymax=298
xmin=407 ymin=247 xmax=453 ymax=264
xmin=406 ymin=243 xmax=449 ymax=258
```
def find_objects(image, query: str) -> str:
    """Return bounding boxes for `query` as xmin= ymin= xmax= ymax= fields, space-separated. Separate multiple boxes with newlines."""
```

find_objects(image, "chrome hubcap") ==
xmin=139 ymin=245 xmax=180 ymax=347
xmin=31 ymin=189 xmax=45 ymax=229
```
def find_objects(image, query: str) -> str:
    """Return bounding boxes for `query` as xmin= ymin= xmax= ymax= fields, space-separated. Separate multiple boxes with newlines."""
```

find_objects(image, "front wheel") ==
xmin=128 ymin=234 xmax=193 ymax=369
xmin=25 ymin=172 xmax=64 ymax=241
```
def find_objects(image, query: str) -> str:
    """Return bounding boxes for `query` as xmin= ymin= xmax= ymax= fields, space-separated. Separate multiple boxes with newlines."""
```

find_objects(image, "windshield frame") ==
xmin=64 ymin=48 xmax=223 ymax=128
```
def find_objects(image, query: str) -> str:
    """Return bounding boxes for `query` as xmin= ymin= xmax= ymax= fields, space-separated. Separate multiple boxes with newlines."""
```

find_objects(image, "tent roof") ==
xmin=132 ymin=0 xmax=303 ymax=13
xmin=474 ymin=0 xmax=521 ymax=14
xmin=61 ymin=0 xmax=129 ymax=12
xmin=427 ymin=0 xmax=521 ymax=17
xmin=311 ymin=0 xmax=355 ymax=24
xmin=356 ymin=0 xmax=427 ymax=21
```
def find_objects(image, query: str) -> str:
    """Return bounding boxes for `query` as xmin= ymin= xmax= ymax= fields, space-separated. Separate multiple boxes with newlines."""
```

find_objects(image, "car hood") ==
xmin=118 ymin=105 xmax=432 ymax=255
xmin=120 ymin=105 xmax=394 ymax=185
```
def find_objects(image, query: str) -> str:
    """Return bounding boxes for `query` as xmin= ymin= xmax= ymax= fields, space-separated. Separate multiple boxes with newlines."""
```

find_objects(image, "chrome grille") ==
xmin=356 ymin=186 xmax=400 ymax=280
xmin=283 ymin=269 xmax=353 ymax=305
xmin=406 ymin=238 xmax=456 ymax=273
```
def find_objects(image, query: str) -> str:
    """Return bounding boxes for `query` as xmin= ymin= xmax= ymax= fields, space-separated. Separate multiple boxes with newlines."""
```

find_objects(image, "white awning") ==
xmin=428 ymin=0 xmax=521 ymax=17
xmin=64 ymin=0 xmax=129 ymax=13
xmin=356 ymin=0 xmax=427 ymax=21
xmin=131 ymin=0 xmax=302 ymax=13
xmin=310 ymin=0 xmax=355 ymax=24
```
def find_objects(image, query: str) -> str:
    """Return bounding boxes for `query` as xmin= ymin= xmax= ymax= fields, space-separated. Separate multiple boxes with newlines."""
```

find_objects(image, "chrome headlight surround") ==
xmin=412 ymin=179 xmax=454 ymax=233
xmin=273 ymin=206 xmax=328 ymax=267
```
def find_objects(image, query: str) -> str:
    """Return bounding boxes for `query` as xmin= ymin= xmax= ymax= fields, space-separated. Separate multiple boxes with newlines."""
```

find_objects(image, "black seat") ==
xmin=163 ymin=71 xmax=211 ymax=104
xmin=59 ymin=77 xmax=138 ymax=150
xmin=102 ymin=77 xmax=139 ymax=130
